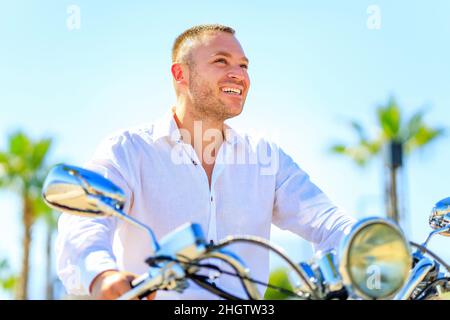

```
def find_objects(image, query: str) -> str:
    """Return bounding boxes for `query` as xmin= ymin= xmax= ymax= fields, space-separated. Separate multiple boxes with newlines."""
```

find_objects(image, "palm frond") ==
xmin=404 ymin=126 xmax=446 ymax=154
xmin=330 ymin=144 xmax=347 ymax=154
xmin=30 ymin=138 xmax=52 ymax=171
xmin=377 ymin=97 xmax=401 ymax=140
xmin=9 ymin=132 xmax=31 ymax=157
xmin=330 ymin=143 xmax=375 ymax=167
xmin=350 ymin=120 xmax=368 ymax=142
xmin=0 ymin=258 xmax=17 ymax=293
xmin=403 ymin=108 xmax=426 ymax=141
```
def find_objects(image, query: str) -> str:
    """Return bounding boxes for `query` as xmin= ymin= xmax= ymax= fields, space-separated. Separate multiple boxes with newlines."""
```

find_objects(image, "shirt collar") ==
xmin=152 ymin=108 xmax=182 ymax=142
xmin=153 ymin=107 xmax=242 ymax=147
xmin=223 ymin=122 xmax=241 ymax=146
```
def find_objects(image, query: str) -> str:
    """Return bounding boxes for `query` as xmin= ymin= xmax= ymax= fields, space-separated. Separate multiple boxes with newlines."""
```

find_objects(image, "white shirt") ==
xmin=55 ymin=110 xmax=356 ymax=299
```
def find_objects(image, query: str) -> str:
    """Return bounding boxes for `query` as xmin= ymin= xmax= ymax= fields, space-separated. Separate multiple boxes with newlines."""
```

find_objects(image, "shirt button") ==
xmin=210 ymin=196 xmax=213 ymax=202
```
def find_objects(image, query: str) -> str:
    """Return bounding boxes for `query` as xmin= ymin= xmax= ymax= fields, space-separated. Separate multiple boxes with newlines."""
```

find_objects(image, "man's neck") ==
xmin=173 ymin=105 xmax=225 ymax=166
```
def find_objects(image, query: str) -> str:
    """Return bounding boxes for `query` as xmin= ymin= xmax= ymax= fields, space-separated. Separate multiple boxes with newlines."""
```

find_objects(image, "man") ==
xmin=56 ymin=24 xmax=356 ymax=300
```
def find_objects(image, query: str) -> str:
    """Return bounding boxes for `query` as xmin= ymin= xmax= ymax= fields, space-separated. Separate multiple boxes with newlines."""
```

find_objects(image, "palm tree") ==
xmin=34 ymin=197 xmax=59 ymax=299
xmin=0 ymin=131 xmax=53 ymax=299
xmin=330 ymin=96 xmax=445 ymax=224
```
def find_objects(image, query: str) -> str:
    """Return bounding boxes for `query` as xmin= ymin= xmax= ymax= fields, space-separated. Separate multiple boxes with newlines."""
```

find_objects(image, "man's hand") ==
xmin=90 ymin=270 xmax=157 ymax=300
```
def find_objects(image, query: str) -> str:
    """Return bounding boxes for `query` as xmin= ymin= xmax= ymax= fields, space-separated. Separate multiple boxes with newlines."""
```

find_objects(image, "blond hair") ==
xmin=172 ymin=24 xmax=235 ymax=64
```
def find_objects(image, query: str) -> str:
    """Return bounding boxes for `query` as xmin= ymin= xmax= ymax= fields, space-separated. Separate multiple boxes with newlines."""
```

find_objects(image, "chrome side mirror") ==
xmin=42 ymin=163 xmax=161 ymax=252
xmin=429 ymin=197 xmax=450 ymax=237
xmin=42 ymin=164 xmax=126 ymax=218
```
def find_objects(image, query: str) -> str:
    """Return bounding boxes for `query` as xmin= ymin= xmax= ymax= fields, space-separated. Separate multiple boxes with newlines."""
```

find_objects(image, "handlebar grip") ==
xmin=130 ymin=275 xmax=156 ymax=300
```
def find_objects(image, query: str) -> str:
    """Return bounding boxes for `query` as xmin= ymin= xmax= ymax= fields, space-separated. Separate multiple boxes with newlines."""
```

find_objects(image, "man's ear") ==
xmin=171 ymin=63 xmax=186 ymax=83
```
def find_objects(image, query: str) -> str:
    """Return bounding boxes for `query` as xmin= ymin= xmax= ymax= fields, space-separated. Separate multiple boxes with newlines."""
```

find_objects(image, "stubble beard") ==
xmin=188 ymin=67 xmax=242 ymax=122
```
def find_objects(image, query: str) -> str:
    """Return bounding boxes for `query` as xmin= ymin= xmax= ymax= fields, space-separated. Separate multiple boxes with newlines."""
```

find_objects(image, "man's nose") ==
xmin=227 ymin=67 xmax=246 ymax=82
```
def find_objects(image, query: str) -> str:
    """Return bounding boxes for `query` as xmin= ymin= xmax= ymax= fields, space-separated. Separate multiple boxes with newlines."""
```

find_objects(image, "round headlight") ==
xmin=339 ymin=218 xmax=412 ymax=299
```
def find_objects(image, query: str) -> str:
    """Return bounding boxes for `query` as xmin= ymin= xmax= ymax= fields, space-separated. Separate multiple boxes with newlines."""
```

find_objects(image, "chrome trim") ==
xmin=429 ymin=197 xmax=450 ymax=237
xmin=157 ymin=222 xmax=207 ymax=260
xmin=118 ymin=263 xmax=187 ymax=300
xmin=393 ymin=257 xmax=434 ymax=300
xmin=422 ymin=226 xmax=450 ymax=249
xmin=316 ymin=251 xmax=343 ymax=292
xmin=42 ymin=164 xmax=126 ymax=216
xmin=200 ymin=248 xmax=262 ymax=299
xmin=215 ymin=235 xmax=320 ymax=299
xmin=92 ymin=194 xmax=161 ymax=252
xmin=43 ymin=164 xmax=161 ymax=253
xmin=298 ymin=262 xmax=318 ymax=286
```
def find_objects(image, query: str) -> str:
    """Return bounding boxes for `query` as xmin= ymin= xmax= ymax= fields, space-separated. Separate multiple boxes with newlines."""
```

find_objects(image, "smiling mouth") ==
xmin=220 ymin=87 xmax=242 ymax=96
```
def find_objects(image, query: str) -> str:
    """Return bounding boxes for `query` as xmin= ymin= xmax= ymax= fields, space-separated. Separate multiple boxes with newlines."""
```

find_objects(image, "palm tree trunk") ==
xmin=45 ymin=225 xmax=54 ymax=300
xmin=385 ymin=141 xmax=402 ymax=224
xmin=387 ymin=165 xmax=399 ymax=223
xmin=16 ymin=195 xmax=33 ymax=300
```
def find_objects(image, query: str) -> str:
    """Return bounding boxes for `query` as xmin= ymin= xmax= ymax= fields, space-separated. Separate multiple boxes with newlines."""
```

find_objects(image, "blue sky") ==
xmin=0 ymin=1 xmax=449 ymax=299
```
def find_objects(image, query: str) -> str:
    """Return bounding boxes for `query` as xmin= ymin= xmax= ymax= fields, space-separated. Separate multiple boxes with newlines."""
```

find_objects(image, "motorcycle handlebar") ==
xmin=118 ymin=272 xmax=161 ymax=300
xmin=116 ymin=239 xmax=313 ymax=300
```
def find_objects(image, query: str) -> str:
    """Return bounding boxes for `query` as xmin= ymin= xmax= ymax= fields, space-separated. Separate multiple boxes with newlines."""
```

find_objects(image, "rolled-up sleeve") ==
xmin=56 ymin=214 xmax=119 ymax=295
xmin=55 ymin=133 xmax=136 ymax=295
xmin=272 ymin=147 xmax=356 ymax=253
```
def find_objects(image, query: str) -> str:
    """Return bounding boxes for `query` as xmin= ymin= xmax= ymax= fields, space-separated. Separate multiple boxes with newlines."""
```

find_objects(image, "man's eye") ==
xmin=240 ymin=64 xmax=248 ymax=69
xmin=214 ymin=59 xmax=227 ymax=64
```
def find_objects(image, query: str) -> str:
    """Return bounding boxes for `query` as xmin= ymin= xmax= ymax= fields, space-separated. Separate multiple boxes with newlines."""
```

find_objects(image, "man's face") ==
xmin=184 ymin=32 xmax=250 ymax=121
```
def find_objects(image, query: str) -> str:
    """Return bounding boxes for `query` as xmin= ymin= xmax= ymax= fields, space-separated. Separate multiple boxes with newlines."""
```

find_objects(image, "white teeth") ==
xmin=221 ymin=87 xmax=242 ymax=95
